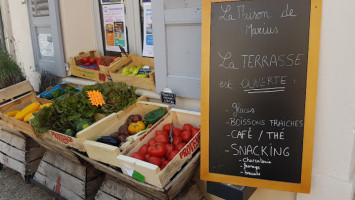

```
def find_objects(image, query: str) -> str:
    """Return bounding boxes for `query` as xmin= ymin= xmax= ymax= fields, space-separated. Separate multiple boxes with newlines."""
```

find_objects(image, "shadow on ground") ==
xmin=0 ymin=166 xmax=54 ymax=200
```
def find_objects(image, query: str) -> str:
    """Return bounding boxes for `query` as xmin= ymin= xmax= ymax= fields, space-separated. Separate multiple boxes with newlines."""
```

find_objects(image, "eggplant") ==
xmin=97 ymin=136 xmax=121 ymax=146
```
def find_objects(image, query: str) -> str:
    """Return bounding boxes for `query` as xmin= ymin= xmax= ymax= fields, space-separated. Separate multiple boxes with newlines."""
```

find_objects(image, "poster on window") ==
xmin=101 ymin=0 xmax=122 ymax=4
xmin=102 ymin=4 xmax=127 ymax=52
xmin=142 ymin=3 xmax=154 ymax=57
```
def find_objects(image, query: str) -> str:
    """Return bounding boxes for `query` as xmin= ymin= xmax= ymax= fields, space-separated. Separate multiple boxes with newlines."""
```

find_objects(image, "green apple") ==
xmin=135 ymin=74 xmax=148 ymax=78
xmin=132 ymin=68 xmax=140 ymax=75
xmin=129 ymin=66 xmax=137 ymax=74
xmin=121 ymin=67 xmax=130 ymax=74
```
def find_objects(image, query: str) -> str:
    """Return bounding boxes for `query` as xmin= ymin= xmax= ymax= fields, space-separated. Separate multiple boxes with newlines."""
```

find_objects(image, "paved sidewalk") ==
xmin=0 ymin=166 xmax=54 ymax=200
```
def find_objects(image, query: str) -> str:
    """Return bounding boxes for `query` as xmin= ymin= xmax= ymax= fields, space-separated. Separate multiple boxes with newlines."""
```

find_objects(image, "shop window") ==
xmin=152 ymin=0 xmax=202 ymax=99
xmin=27 ymin=0 xmax=66 ymax=77
xmin=95 ymin=0 xmax=143 ymax=57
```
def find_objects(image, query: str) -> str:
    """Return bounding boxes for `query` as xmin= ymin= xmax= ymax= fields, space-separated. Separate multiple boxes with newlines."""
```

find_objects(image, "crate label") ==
xmin=161 ymin=88 xmax=176 ymax=105
xmin=87 ymin=90 xmax=106 ymax=106
xmin=124 ymin=167 xmax=134 ymax=177
xmin=137 ymin=66 xmax=151 ymax=75
xmin=133 ymin=170 xmax=145 ymax=183
xmin=179 ymin=134 xmax=200 ymax=159
xmin=50 ymin=130 xmax=73 ymax=144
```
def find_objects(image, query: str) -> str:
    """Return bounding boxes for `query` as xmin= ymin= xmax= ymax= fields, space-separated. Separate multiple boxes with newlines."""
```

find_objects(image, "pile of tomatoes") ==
xmin=80 ymin=56 xmax=117 ymax=68
xmin=131 ymin=123 xmax=200 ymax=170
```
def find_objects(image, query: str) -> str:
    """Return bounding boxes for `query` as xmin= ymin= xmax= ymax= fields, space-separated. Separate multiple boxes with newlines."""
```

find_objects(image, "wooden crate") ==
xmin=0 ymin=81 xmax=52 ymax=138
xmin=0 ymin=127 xmax=45 ymax=181
xmin=117 ymin=108 xmax=200 ymax=188
xmin=33 ymin=136 xmax=83 ymax=164
xmin=33 ymin=151 xmax=104 ymax=200
xmin=73 ymin=149 xmax=201 ymax=200
xmin=95 ymin=175 xmax=204 ymax=200
xmin=39 ymin=96 xmax=148 ymax=152
xmin=108 ymin=53 xmax=156 ymax=91
xmin=69 ymin=50 xmax=126 ymax=82
xmin=77 ymin=101 xmax=169 ymax=167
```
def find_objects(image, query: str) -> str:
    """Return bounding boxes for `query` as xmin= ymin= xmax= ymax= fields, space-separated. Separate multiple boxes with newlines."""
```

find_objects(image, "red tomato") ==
xmin=192 ymin=128 xmax=200 ymax=137
xmin=172 ymin=136 xmax=183 ymax=146
xmin=138 ymin=144 xmax=148 ymax=155
xmin=173 ymin=128 xmax=182 ymax=137
xmin=181 ymin=130 xmax=191 ymax=143
xmin=149 ymin=156 xmax=162 ymax=167
xmin=84 ymin=62 xmax=90 ymax=67
xmin=144 ymin=153 xmax=150 ymax=162
xmin=175 ymin=143 xmax=186 ymax=151
xmin=131 ymin=152 xmax=145 ymax=161
xmin=161 ymin=160 xmax=169 ymax=169
xmin=155 ymin=134 xmax=169 ymax=144
xmin=148 ymin=143 xmax=167 ymax=157
xmin=96 ymin=58 xmax=101 ymax=62
xmin=148 ymin=138 xmax=156 ymax=146
xmin=163 ymin=124 xmax=171 ymax=132
xmin=168 ymin=150 xmax=179 ymax=161
xmin=182 ymin=124 xmax=193 ymax=131
xmin=156 ymin=130 xmax=168 ymax=137
xmin=81 ymin=57 xmax=89 ymax=64
xmin=89 ymin=58 xmax=96 ymax=64
xmin=165 ymin=144 xmax=174 ymax=157
xmin=161 ymin=157 xmax=166 ymax=163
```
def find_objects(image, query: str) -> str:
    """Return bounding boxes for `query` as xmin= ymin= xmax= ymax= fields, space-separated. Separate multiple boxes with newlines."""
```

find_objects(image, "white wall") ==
xmin=7 ymin=0 xmax=40 ymax=91
xmin=58 ymin=0 xmax=96 ymax=61
xmin=250 ymin=0 xmax=355 ymax=199
xmin=7 ymin=0 xmax=96 ymax=91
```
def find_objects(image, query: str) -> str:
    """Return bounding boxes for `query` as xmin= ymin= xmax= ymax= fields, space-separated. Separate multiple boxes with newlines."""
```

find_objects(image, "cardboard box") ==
xmin=108 ymin=53 xmax=156 ymax=91
xmin=69 ymin=50 xmax=126 ymax=82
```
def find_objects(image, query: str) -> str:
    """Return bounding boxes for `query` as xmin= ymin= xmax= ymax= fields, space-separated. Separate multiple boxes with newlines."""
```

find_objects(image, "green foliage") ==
xmin=0 ymin=49 xmax=25 ymax=89
xmin=39 ymin=71 xmax=59 ymax=93
xmin=32 ymin=82 xmax=137 ymax=135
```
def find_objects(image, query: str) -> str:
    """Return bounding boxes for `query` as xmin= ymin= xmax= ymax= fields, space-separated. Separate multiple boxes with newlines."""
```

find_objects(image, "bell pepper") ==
xmin=128 ymin=121 xmax=146 ymax=135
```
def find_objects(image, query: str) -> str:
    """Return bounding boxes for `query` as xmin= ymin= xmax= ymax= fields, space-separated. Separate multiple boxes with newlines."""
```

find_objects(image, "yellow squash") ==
xmin=23 ymin=113 xmax=34 ymax=123
xmin=39 ymin=103 xmax=52 ymax=109
xmin=15 ymin=102 xmax=40 ymax=121
xmin=5 ymin=110 xmax=20 ymax=117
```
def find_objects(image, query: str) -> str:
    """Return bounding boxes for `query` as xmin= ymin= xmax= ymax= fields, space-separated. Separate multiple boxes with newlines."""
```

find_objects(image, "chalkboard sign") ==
xmin=200 ymin=0 xmax=322 ymax=193
xmin=161 ymin=91 xmax=176 ymax=105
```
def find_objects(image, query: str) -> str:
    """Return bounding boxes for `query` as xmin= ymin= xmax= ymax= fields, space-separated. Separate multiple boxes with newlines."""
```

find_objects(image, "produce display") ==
xmin=130 ymin=123 xmax=200 ymax=170
xmin=5 ymin=102 xmax=52 ymax=123
xmin=119 ymin=65 xmax=150 ymax=78
xmin=42 ymin=86 xmax=79 ymax=101
xmin=96 ymin=107 xmax=167 ymax=152
xmin=79 ymin=56 xmax=117 ymax=70
xmin=31 ymin=82 xmax=137 ymax=136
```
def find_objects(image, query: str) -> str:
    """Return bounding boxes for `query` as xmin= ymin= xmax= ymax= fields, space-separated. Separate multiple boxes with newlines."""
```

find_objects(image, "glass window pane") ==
xmin=31 ymin=0 xmax=49 ymax=17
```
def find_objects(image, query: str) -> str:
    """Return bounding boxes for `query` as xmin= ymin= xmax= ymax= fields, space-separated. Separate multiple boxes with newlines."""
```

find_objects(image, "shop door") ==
xmin=27 ymin=0 xmax=66 ymax=77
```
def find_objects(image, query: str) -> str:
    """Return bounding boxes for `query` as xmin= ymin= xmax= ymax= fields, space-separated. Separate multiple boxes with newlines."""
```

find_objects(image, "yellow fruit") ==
xmin=15 ymin=102 xmax=40 ymax=121
xmin=23 ymin=113 xmax=34 ymax=123
xmin=5 ymin=110 xmax=20 ymax=117
xmin=40 ymin=103 xmax=52 ymax=109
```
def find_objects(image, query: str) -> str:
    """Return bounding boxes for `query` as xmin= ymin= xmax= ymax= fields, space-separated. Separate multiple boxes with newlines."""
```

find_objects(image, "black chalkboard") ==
xmin=161 ymin=91 xmax=176 ymax=105
xmin=208 ymin=0 xmax=311 ymax=184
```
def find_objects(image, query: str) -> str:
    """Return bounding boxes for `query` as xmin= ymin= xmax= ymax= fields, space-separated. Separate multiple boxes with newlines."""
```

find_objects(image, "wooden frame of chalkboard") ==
xmin=200 ymin=0 xmax=322 ymax=193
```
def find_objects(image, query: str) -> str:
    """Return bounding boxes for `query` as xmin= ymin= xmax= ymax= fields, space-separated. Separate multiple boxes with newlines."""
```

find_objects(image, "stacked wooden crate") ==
xmin=0 ymin=122 xmax=45 ymax=182
xmin=33 ymin=151 xmax=104 ymax=200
